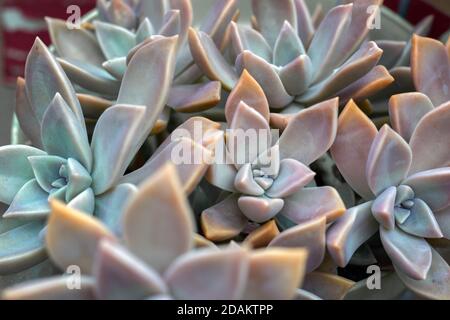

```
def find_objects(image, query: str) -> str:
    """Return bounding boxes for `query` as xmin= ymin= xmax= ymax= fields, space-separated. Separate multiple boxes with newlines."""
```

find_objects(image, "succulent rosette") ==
xmin=42 ymin=0 xmax=239 ymax=130
xmin=326 ymin=37 xmax=450 ymax=295
xmin=189 ymin=0 xmax=394 ymax=119
xmin=2 ymin=164 xmax=310 ymax=300
xmin=326 ymin=35 xmax=450 ymax=300
xmin=1 ymin=35 xmax=218 ymax=278
xmin=198 ymin=71 xmax=345 ymax=272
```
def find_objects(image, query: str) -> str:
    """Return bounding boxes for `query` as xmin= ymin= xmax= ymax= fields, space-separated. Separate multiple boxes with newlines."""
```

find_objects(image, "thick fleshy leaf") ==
xmin=299 ymin=41 xmax=383 ymax=105
xmin=281 ymin=186 xmax=345 ymax=225
xmin=135 ymin=18 xmax=154 ymax=43
xmin=332 ymin=0 xmax=383 ymax=69
xmin=4 ymin=180 xmax=50 ymax=219
xmin=94 ymin=21 xmax=136 ymax=60
xmin=168 ymin=0 xmax=193 ymax=44
xmin=266 ymin=159 xmax=315 ymax=198
xmin=2 ymin=276 xmax=95 ymax=300
xmin=95 ymin=184 xmax=137 ymax=236
xmin=380 ymin=227 xmax=432 ymax=280
xmin=327 ymin=202 xmax=378 ymax=267
xmin=117 ymin=36 xmax=178 ymax=124
xmin=389 ymin=93 xmax=434 ymax=142
xmin=123 ymin=164 xmax=195 ymax=273
xmin=46 ymin=200 xmax=117 ymax=274
xmin=397 ymin=198 xmax=442 ymax=238
xmin=199 ymin=0 xmax=237 ymax=45
xmin=228 ymin=102 xmax=271 ymax=167
xmin=25 ymin=38 xmax=84 ymax=127
xmin=103 ymin=57 xmax=127 ymax=79
xmin=236 ymin=50 xmax=293 ymax=109
xmin=167 ymin=82 xmax=221 ymax=113
xmin=238 ymin=196 xmax=284 ymax=223
xmin=41 ymin=94 xmax=92 ymax=172
xmin=243 ymin=220 xmax=280 ymax=249
xmin=165 ymin=247 xmax=249 ymax=300
xmin=93 ymin=240 xmax=167 ymax=300
xmin=229 ymin=22 xmax=272 ymax=62
xmin=279 ymin=55 xmax=313 ymax=96
xmin=242 ymin=248 xmax=308 ymax=300
xmin=403 ymin=168 xmax=450 ymax=212
xmin=396 ymin=248 xmax=450 ymax=300
xmin=159 ymin=10 xmax=181 ymax=37
xmin=65 ymin=158 xmax=92 ymax=202
xmin=366 ymin=125 xmax=412 ymax=195
xmin=47 ymin=18 xmax=105 ymax=66
xmin=336 ymin=65 xmax=394 ymax=104
xmin=28 ymin=155 xmax=66 ymax=193
xmin=409 ymin=102 xmax=450 ymax=174
xmin=273 ymin=21 xmax=305 ymax=67
xmin=302 ymin=272 xmax=354 ymax=300
xmin=122 ymin=138 xmax=213 ymax=195
xmin=201 ymin=194 xmax=247 ymax=242
xmin=188 ymin=29 xmax=238 ymax=91
xmin=0 ymin=145 xmax=46 ymax=204
xmin=0 ymin=259 xmax=60 ymax=290
xmin=331 ymin=100 xmax=377 ymax=199
xmin=101 ymin=0 xmax=137 ymax=29
xmin=205 ymin=137 xmax=238 ymax=192
xmin=371 ymin=186 xmax=396 ymax=230
xmin=411 ymin=35 xmax=450 ymax=106
xmin=279 ymin=98 xmax=338 ymax=165
xmin=307 ymin=4 xmax=353 ymax=83
xmin=251 ymin=0 xmax=297 ymax=47
xmin=90 ymin=104 xmax=146 ymax=195
xmin=67 ymin=188 xmax=95 ymax=215
xmin=224 ymin=70 xmax=270 ymax=123
xmin=269 ymin=217 xmax=326 ymax=272
xmin=57 ymin=58 xmax=121 ymax=96
xmin=294 ymin=0 xmax=314 ymax=46
xmin=0 ymin=221 xmax=46 ymax=275
xmin=15 ymin=77 xmax=41 ymax=147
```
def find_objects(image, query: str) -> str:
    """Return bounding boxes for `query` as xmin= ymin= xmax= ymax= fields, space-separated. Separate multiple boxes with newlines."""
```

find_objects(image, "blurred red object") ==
xmin=1 ymin=0 xmax=95 ymax=84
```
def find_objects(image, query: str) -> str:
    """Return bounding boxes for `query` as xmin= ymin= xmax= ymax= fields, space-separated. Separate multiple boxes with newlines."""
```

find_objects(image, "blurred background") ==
xmin=0 ymin=0 xmax=448 ymax=146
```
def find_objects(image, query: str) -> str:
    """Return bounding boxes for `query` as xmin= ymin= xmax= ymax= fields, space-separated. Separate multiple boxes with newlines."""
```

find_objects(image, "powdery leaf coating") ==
xmin=201 ymin=194 xmax=248 ymax=242
xmin=165 ymin=247 xmax=249 ymax=300
xmin=242 ymin=248 xmax=308 ymax=300
xmin=366 ymin=125 xmax=412 ymax=196
xmin=269 ymin=217 xmax=326 ymax=272
xmin=46 ymin=200 xmax=117 ymax=274
xmin=123 ymin=164 xmax=195 ymax=274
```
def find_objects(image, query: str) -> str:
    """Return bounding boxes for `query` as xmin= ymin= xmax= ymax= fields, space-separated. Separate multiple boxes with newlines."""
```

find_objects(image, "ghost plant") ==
xmin=1 ymin=35 xmax=217 ymax=276
xmin=198 ymin=71 xmax=345 ymax=271
xmin=189 ymin=0 xmax=394 ymax=122
xmin=2 ymin=164 xmax=309 ymax=300
xmin=326 ymin=93 xmax=450 ymax=299
xmin=44 ymin=0 xmax=239 ymax=127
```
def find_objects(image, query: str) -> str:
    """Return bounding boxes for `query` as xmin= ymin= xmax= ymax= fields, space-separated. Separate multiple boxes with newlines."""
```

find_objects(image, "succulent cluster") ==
xmin=0 ymin=0 xmax=449 ymax=300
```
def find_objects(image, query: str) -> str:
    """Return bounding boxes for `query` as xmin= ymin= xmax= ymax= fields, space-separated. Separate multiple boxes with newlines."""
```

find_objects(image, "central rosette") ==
xmin=372 ymin=185 xmax=443 ymax=238
xmin=233 ymin=145 xmax=316 ymax=223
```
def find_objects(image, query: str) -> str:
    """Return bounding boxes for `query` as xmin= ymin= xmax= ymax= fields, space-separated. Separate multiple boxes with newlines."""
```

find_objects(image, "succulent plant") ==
xmin=1 ymin=34 xmax=219 ymax=277
xmin=199 ymin=71 xmax=345 ymax=271
xmin=43 ymin=0 xmax=239 ymax=124
xmin=326 ymin=92 xmax=450 ymax=298
xmin=188 ymin=0 xmax=394 ymax=120
xmin=2 ymin=164 xmax=309 ymax=300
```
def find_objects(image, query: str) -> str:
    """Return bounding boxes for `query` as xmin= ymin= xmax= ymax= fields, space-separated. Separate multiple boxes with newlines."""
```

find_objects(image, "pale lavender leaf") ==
xmin=371 ymin=186 xmax=396 ymax=230
xmin=327 ymin=202 xmax=378 ymax=267
xmin=279 ymin=98 xmax=338 ymax=165
xmin=366 ymin=125 xmax=412 ymax=195
xmin=123 ymin=164 xmax=195 ymax=273
xmin=238 ymin=196 xmax=284 ymax=223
